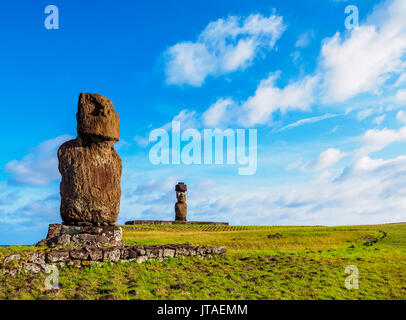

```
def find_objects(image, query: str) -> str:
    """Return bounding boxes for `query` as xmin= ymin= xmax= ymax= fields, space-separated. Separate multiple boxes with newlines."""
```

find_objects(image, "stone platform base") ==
xmin=2 ymin=244 xmax=227 ymax=276
xmin=125 ymin=220 xmax=229 ymax=226
xmin=36 ymin=224 xmax=123 ymax=247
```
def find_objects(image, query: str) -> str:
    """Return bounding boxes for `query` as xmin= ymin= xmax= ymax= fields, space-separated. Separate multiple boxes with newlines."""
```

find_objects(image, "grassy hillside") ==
xmin=0 ymin=223 xmax=405 ymax=300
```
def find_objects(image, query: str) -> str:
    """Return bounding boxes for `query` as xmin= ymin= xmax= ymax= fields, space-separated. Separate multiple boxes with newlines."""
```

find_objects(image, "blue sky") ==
xmin=1 ymin=0 xmax=406 ymax=245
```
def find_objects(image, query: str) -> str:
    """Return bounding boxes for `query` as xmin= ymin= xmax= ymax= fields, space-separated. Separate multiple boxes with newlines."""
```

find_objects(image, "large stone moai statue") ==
xmin=175 ymin=182 xmax=187 ymax=222
xmin=58 ymin=93 xmax=122 ymax=226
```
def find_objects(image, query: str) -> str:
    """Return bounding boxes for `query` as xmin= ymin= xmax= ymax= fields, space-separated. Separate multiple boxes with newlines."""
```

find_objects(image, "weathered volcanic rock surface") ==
xmin=58 ymin=138 xmax=122 ymax=225
xmin=37 ymin=224 xmax=124 ymax=247
xmin=3 ymin=244 xmax=227 ymax=276
xmin=77 ymin=92 xmax=120 ymax=141
xmin=58 ymin=93 xmax=122 ymax=226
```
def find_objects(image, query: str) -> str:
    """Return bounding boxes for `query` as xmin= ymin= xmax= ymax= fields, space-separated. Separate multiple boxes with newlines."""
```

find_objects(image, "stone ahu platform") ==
xmin=2 ymin=244 xmax=227 ymax=276
xmin=125 ymin=220 xmax=229 ymax=226
xmin=36 ymin=224 xmax=124 ymax=247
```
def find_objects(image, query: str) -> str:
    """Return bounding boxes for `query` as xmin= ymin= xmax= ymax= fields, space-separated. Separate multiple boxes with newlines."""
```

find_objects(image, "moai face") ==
xmin=176 ymin=191 xmax=186 ymax=203
xmin=76 ymin=93 xmax=120 ymax=141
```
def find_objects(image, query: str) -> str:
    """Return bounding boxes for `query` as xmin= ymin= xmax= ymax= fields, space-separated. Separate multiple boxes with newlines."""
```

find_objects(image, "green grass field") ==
xmin=0 ymin=223 xmax=405 ymax=300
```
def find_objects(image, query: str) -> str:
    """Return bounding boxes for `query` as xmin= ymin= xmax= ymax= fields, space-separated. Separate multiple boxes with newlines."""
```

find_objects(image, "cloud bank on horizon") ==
xmin=1 ymin=0 xmax=406 ymax=244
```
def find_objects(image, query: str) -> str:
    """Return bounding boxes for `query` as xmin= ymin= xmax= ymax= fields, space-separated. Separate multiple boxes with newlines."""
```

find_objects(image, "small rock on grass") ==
xmin=170 ymin=283 xmax=186 ymax=290
xmin=128 ymin=289 xmax=139 ymax=296
xmin=44 ymin=289 xmax=59 ymax=295
xmin=99 ymin=288 xmax=117 ymax=294
xmin=267 ymin=233 xmax=283 ymax=239
xmin=127 ymin=279 xmax=137 ymax=285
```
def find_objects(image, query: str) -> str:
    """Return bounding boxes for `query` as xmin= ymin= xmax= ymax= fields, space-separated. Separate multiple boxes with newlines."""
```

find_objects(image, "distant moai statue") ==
xmin=175 ymin=182 xmax=187 ymax=221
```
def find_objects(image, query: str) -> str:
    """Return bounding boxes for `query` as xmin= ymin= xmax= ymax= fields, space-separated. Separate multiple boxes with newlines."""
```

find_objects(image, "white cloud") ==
xmin=162 ymin=109 xmax=199 ymax=130
xmin=290 ymin=50 xmax=301 ymax=64
xmin=164 ymin=42 xmax=216 ymax=87
xmin=356 ymin=125 xmax=406 ymax=157
xmin=279 ymin=113 xmax=340 ymax=131
xmin=134 ymin=109 xmax=199 ymax=148
xmin=303 ymin=148 xmax=347 ymax=171
xmin=202 ymin=98 xmax=234 ymax=127
xmin=4 ymin=135 xmax=73 ymax=186
xmin=239 ymin=72 xmax=319 ymax=126
xmin=320 ymin=0 xmax=406 ymax=103
xmin=295 ymin=31 xmax=313 ymax=48
xmin=356 ymin=108 xmax=374 ymax=121
xmin=198 ymin=72 xmax=319 ymax=127
xmin=373 ymin=114 xmax=386 ymax=125
xmin=286 ymin=157 xmax=303 ymax=171
xmin=395 ymin=89 xmax=406 ymax=103
xmin=134 ymin=135 xmax=150 ymax=147
xmin=395 ymin=73 xmax=406 ymax=86
xmin=126 ymin=176 xmax=180 ymax=201
xmin=350 ymin=156 xmax=388 ymax=173
xmin=397 ymin=110 xmax=406 ymax=123
xmin=115 ymin=139 xmax=131 ymax=150
xmin=164 ymin=13 xmax=286 ymax=86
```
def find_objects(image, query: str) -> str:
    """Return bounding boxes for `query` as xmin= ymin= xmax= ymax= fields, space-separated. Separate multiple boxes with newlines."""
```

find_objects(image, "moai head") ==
xmin=76 ymin=93 xmax=120 ymax=141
